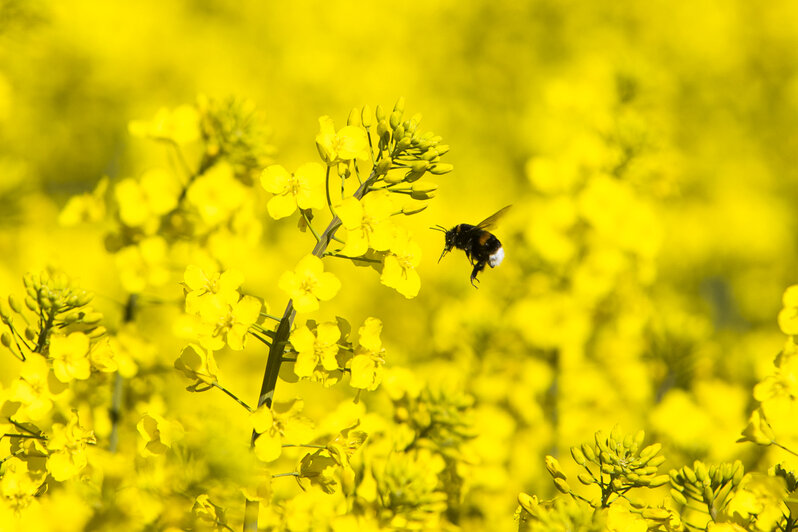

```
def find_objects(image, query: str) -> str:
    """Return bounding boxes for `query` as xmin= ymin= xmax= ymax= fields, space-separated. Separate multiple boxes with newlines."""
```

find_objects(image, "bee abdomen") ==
xmin=489 ymin=246 xmax=504 ymax=267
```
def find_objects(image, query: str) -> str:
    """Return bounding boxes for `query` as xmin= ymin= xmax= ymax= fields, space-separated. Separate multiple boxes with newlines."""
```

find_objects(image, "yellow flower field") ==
xmin=2 ymin=1 xmax=798 ymax=530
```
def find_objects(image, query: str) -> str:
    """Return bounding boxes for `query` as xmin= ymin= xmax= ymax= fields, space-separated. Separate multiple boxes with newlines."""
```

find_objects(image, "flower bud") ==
xmin=428 ymin=164 xmax=453 ymax=175
xmin=553 ymin=477 xmax=570 ymax=494
xmin=361 ymin=105 xmax=373 ymax=128
xmin=1 ymin=331 xmax=11 ymax=348
xmin=347 ymin=107 xmax=361 ymax=127
xmin=401 ymin=204 xmax=428 ymax=215
xmin=670 ymin=488 xmax=687 ymax=505
xmin=389 ymin=111 xmax=402 ymax=130
xmin=375 ymin=105 xmax=386 ymax=122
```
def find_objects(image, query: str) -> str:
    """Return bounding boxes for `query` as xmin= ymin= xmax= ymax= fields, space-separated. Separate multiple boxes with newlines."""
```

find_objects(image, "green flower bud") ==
xmin=361 ymin=105 xmax=373 ymax=128
xmin=24 ymin=327 xmax=35 ymax=341
xmin=389 ymin=111 xmax=402 ymax=130
xmin=401 ymin=204 xmax=428 ymax=215
xmin=87 ymin=326 xmax=107 ymax=339
xmin=82 ymin=312 xmax=103 ymax=325
xmin=347 ymin=107 xmax=361 ymax=127
xmin=732 ymin=461 xmax=744 ymax=485
xmin=393 ymin=96 xmax=405 ymax=115
xmin=384 ymin=171 xmax=404 ymax=184
xmin=375 ymin=105 xmax=386 ymax=122
xmin=714 ymin=480 xmax=734 ymax=508
xmin=642 ymin=508 xmax=671 ymax=520
xmin=682 ymin=466 xmax=697 ymax=484
xmin=422 ymin=149 xmax=439 ymax=161
xmin=410 ymin=190 xmax=435 ymax=200
xmin=570 ymin=446 xmax=587 ymax=466
xmin=577 ymin=473 xmax=594 ymax=485
xmin=436 ymin=144 xmax=450 ymax=156
xmin=694 ymin=462 xmax=708 ymax=483
xmin=428 ymin=163 xmax=453 ymax=175
xmin=702 ymin=484 xmax=714 ymax=504
xmin=648 ymin=475 xmax=670 ymax=487
xmin=600 ymin=463 xmax=613 ymax=474
xmin=581 ymin=443 xmax=597 ymax=462
xmin=404 ymin=170 xmax=425 ymax=183
xmin=670 ymin=488 xmax=687 ymax=505
xmin=1 ymin=331 xmax=11 ymax=348
xmin=393 ymin=124 xmax=405 ymax=140
xmin=518 ymin=493 xmax=539 ymax=515
xmin=61 ymin=311 xmax=80 ymax=325
xmin=0 ymin=301 xmax=9 ymax=321
xmin=545 ymin=456 xmax=566 ymax=480
xmin=8 ymin=295 xmax=22 ymax=314
xmin=553 ymin=477 xmax=570 ymax=494
xmin=395 ymin=137 xmax=413 ymax=151
xmin=377 ymin=120 xmax=391 ymax=142
xmin=25 ymin=297 xmax=37 ymax=312
xmin=411 ymin=181 xmax=437 ymax=194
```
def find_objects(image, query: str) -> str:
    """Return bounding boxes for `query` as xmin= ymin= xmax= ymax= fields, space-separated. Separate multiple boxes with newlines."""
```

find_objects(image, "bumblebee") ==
xmin=433 ymin=205 xmax=511 ymax=287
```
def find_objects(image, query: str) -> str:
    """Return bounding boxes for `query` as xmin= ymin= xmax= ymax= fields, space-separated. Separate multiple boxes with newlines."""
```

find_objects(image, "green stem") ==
xmin=212 ymin=382 xmax=254 ymax=413
xmin=301 ymin=209 xmax=321 ymax=243
xmin=244 ymin=168 xmax=378 ymax=531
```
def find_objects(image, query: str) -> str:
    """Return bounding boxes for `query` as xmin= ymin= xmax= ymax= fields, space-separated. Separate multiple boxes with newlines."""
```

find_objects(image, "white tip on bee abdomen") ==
xmin=489 ymin=247 xmax=504 ymax=267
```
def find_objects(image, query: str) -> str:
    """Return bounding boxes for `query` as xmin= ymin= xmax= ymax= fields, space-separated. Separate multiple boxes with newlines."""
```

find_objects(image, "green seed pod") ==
xmin=361 ymin=105 xmax=373 ymax=128
xmin=670 ymin=488 xmax=688 ymax=505
xmin=570 ymin=446 xmax=587 ymax=466
xmin=577 ymin=473 xmax=594 ymax=485
xmin=428 ymin=163 xmax=453 ymax=175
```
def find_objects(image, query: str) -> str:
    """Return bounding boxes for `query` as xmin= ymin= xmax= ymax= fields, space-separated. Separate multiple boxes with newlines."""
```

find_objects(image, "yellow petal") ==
xmin=267 ymin=193 xmax=297 ymax=220
xmin=260 ymin=165 xmax=291 ymax=194
xmin=313 ymin=272 xmax=341 ymax=302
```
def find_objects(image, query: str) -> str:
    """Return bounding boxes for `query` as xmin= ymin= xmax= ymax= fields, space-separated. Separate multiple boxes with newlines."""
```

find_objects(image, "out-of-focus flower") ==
xmin=114 ymin=169 xmax=182 ymax=231
xmin=128 ymin=104 xmax=201 ymax=145
xmin=137 ymin=413 xmax=184 ymax=456
xmin=261 ymin=163 xmax=326 ymax=219
xmin=46 ymin=411 xmax=97 ymax=481
xmin=115 ymin=236 xmax=171 ymax=294
xmin=59 ymin=176 xmax=108 ymax=226
xmin=279 ymin=255 xmax=341 ymax=313
xmin=186 ymin=162 xmax=247 ymax=226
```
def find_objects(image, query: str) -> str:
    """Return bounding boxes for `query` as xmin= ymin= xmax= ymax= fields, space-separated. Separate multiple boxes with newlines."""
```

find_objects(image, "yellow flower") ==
xmin=279 ymin=255 xmax=341 ymax=313
xmin=128 ymin=104 xmax=201 ymax=145
xmin=114 ymin=169 xmax=182 ymax=231
xmin=380 ymin=231 xmax=421 ymax=298
xmin=349 ymin=318 xmax=385 ymax=390
xmin=174 ymin=343 xmax=220 ymax=389
xmin=261 ymin=163 xmax=326 ymax=219
xmin=58 ymin=176 xmax=108 ymax=226
xmin=0 ymin=458 xmax=45 ymax=512
xmin=186 ymin=162 xmax=248 ymax=226
xmin=115 ymin=236 xmax=171 ymax=294
xmin=336 ymin=191 xmax=395 ymax=256
xmin=46 ymin=411 xmax=97 ymax=482
xmin=315 ymin=116 xmax=368 ymax=166
xmin=49 ymin=332 xmax=91 ymax=383
xmin=290 ymin=322 xmax=341 ymax=378
xmin=137 ymin=413 xmax=185 ymax=456
xmin=251 ymin=404 xmax=282 ymax=462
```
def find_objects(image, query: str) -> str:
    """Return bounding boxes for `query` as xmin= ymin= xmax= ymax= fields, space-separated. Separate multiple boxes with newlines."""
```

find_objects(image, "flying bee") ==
xmin=432 ymin=205 xmax=511 ymax=288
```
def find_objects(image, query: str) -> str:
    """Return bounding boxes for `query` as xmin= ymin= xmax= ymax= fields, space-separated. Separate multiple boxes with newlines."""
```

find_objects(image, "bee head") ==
xmin=431 ymin=225 xmax=454 ymax=262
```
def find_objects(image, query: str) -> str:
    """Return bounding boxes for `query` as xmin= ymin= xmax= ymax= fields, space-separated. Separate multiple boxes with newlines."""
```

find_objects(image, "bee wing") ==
xmin=476 ymin=205 xmax=512 ymax=230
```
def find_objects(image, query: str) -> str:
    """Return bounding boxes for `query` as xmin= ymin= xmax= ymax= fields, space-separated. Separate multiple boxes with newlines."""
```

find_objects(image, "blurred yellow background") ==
xmin=2 ymin=0 xmax=798 ymax=530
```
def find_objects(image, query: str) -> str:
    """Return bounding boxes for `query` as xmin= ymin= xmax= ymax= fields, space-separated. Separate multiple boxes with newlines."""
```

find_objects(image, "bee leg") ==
xmin=470 ymin=262 xmax=486 ymax=288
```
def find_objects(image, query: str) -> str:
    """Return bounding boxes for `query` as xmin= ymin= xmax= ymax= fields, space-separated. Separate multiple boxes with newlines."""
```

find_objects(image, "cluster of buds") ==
xmin=669 ymin=460 xmax=744 ymax=515
xmin=547 ymin=427 xmax=669 ymax=508
xmin=0 ymin=271 xmax=103 ymax=360
xmin=359 ymin=98 xmax=451 ymax=200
